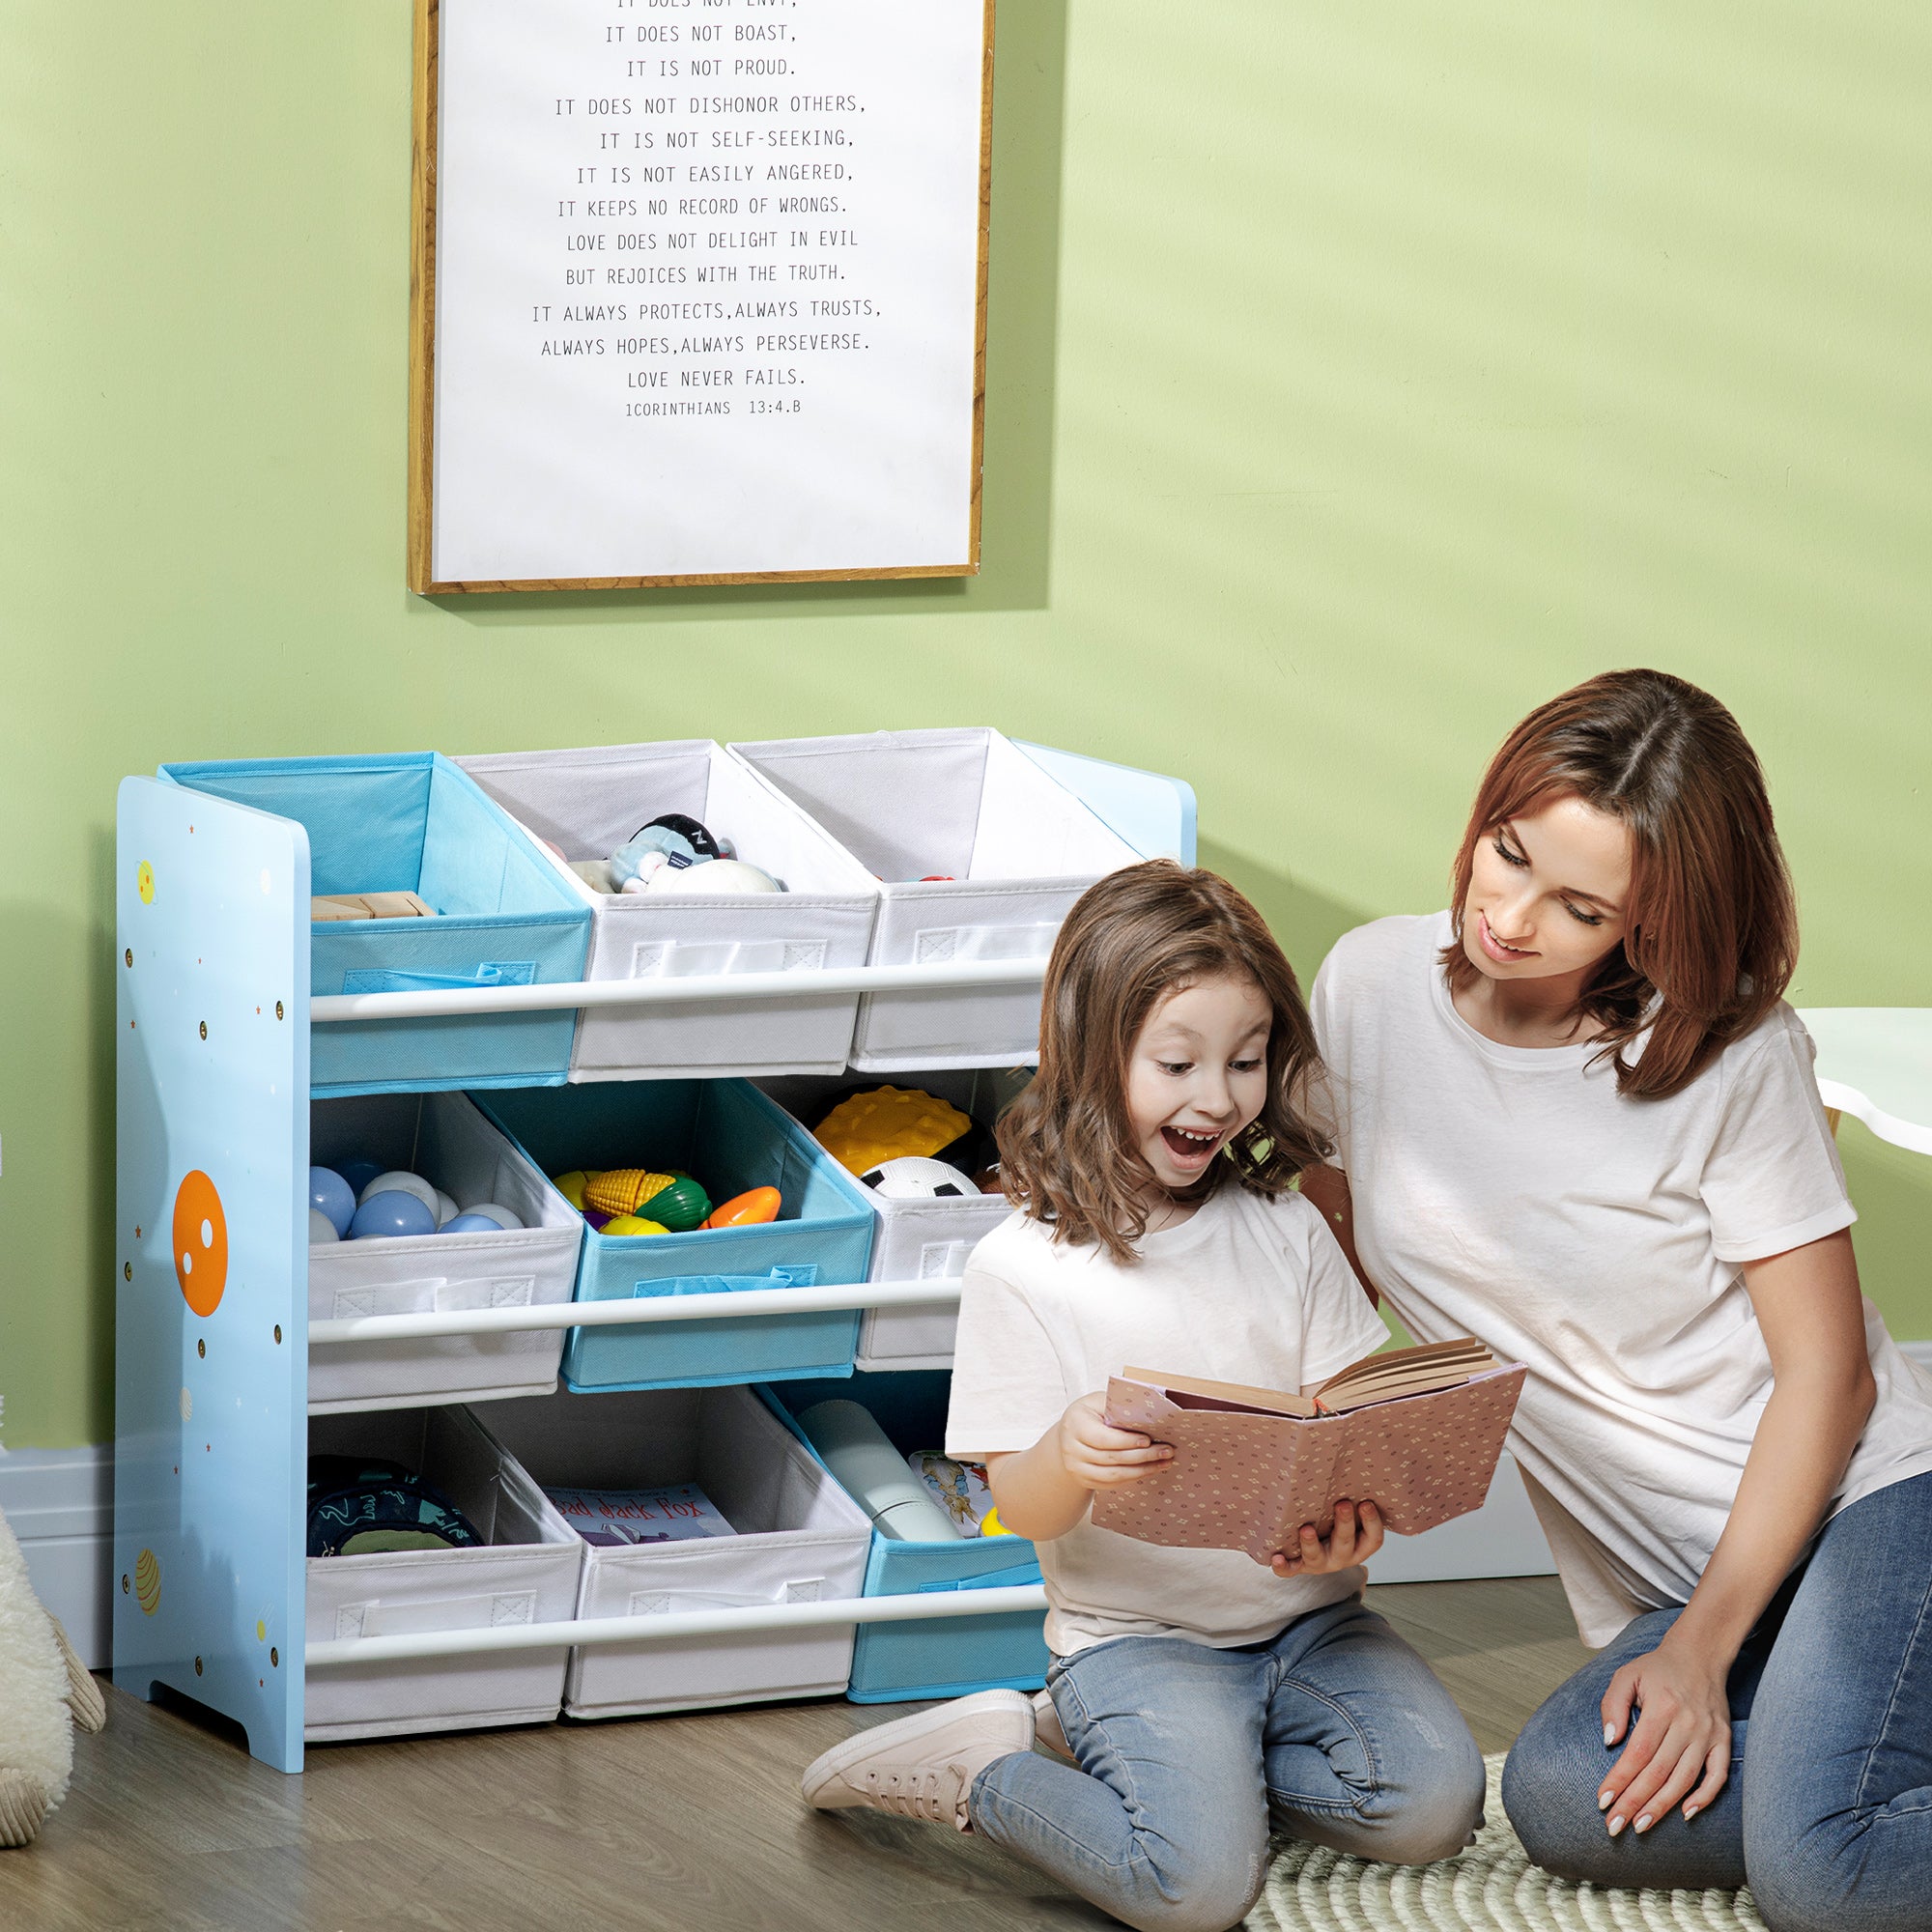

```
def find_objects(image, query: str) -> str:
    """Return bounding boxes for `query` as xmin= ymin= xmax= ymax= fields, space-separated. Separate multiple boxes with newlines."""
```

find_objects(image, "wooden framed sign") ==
xmin=409 ymin=0 xmax=994 ymax=592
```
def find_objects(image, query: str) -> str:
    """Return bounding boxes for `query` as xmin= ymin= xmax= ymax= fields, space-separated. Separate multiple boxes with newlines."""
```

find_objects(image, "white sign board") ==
xmin=410 ymin=0 xmax=993 ymax=591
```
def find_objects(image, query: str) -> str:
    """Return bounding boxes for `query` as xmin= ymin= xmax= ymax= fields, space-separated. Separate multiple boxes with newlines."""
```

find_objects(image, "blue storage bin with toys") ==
xmin=159 ymin=753 xmax=592 ymax=1095
xmin=764 ymin=1372 xmax=1050 ymax=1704
xmin=481 ymin=1079 xmax=875 ymax=1393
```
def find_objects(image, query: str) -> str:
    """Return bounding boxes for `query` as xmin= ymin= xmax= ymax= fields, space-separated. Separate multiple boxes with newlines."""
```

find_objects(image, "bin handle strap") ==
xmin=629 ymin=1577 xmax=825 ymax=1615
xmin=341 ymin=961 xmax=537 ymax=995
xmin=915 ymin=1558 xmax=1044 ymax=1594
xmin=631 ymin=1265 xmax=820 ymax=1300
xmin=336 ymin=1591 xmax=537 ymax=1639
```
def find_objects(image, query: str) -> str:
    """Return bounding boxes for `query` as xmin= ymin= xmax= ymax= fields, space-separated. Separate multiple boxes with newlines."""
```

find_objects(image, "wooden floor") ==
xmin=0 ymin=1577 xmax=1588 ymax=1932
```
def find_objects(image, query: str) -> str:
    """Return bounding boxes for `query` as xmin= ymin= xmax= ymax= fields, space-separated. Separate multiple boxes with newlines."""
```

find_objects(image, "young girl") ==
xmin=801 ymin=862 xmax=1486 ymax=1932
xmin=1301 ymin=670 xmax=1932 ymax=1932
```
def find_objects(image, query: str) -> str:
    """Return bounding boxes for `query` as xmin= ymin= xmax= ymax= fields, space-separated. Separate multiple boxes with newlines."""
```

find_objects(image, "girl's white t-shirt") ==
xmin=946 ymin=1185 xmax=1389 ymax=1656
xmin=1311 ymin=912 xmax=1932 ymax=1646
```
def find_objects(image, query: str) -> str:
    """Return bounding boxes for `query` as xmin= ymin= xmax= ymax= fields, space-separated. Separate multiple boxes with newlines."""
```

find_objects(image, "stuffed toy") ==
xmin=0 ymin=1504 xmax=104 ymax=1848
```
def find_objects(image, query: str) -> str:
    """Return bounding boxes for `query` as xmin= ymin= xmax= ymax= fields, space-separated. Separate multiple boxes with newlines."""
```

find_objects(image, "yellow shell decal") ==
xmin=137 ymin=860 xmax=156 ymax=905
xmin=135 ymin=1548 xmax=161 ymax=1616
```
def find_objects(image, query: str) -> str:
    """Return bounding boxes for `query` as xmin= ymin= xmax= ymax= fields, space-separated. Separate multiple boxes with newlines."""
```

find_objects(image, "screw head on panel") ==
xmin=125 ymin=949 xmax=133 ymax=967
xmin=197 ymin=1339 xmax=206 ymax=1359
xmin=199 ymin=1021 xmax=208 ymax=1040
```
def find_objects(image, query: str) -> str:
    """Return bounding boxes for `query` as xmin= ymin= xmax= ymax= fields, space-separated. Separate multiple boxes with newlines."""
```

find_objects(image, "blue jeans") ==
xmin=1502 ymin=1470 xmax=1932 ymax=1932
xmin=969 ymin=1599 xmax=1487 ymax=1932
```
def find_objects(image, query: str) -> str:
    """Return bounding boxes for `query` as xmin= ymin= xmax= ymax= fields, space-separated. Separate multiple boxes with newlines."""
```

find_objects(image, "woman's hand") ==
xmin=1270 ymin=1498 xmax=1383 ymax=1577
xmin=1596 ymin=1638 xmax=1732 ymax=1835
xmin=1056 ymin=1391 xmax=1174 ymax=1490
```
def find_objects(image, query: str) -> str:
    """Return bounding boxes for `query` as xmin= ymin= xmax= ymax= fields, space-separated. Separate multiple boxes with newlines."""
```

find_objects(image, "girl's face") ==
xmin=1462 ymin=794 xmax=1633 ymax=984
xmin=1124 ymin=974 xmax=1272 ymax=1193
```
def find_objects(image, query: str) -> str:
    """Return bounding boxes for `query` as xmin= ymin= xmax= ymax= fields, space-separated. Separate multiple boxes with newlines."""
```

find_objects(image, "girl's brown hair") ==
xmin=1443 ymin=668 xmax=1798 ymax=1098
xmin=997 ymin=860 xmax=1330 ymax=1263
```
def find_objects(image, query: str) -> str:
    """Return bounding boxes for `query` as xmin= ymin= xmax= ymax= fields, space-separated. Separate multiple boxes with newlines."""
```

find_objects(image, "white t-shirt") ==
xmin=1311 ymin=912 xmax=1932 ymax=1646
xmin=946 ymin=1185 xmax=1389 ymax=1657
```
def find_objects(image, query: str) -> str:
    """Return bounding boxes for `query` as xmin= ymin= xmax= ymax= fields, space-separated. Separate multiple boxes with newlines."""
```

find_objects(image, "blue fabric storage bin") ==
xmin=160 ymin=753 xmax=592 ymax=1094
xmin=481 ymin=1080 xmax=874 ymax=1392
xmin=764 ymin=1372 xmax=1050 ymax=1703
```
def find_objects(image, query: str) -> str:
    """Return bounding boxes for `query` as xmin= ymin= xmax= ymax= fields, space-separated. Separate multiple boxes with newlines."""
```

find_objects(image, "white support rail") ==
xmin=305 ymin=1583 xmax=1050 ymax=1668
xmin=311 ymin=956 xmax=1047 ymax=1024
xmin=309 ymin=1277 xmax=963 ymax=1347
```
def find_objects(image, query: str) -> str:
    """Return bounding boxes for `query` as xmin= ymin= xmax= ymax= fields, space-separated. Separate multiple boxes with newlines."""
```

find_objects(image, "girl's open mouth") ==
xmin=1159 ymin=1124 xmax=1221 ymax=1165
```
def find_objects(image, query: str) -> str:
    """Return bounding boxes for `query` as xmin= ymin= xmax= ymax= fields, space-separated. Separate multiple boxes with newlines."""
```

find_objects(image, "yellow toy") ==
xmin=601 ymin=1214 xmax=668 ymax=1237
xmin=813 ymin=1087 xmax=974 ymax=1178
xmin=583 ymin=1169 xmax=677 ymax=1217
xmin=553 ymin=1171 xmax=591 ymax=1211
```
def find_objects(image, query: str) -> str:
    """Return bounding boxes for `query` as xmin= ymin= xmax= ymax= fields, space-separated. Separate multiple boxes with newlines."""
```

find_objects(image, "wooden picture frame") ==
xmin=408 ymin=0 xmax=995 ymax=594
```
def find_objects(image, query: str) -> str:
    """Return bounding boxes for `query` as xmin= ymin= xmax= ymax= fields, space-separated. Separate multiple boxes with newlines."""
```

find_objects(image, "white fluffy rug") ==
xmin=1249 ymin=1756 xmax=1764 ymax=1931
xmin=0 ymin=1508 xmax=71 ymax=1809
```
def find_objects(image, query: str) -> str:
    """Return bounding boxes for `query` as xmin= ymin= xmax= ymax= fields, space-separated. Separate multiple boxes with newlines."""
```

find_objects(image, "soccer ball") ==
xmin=857 ymin=1156 xmax=981 ymax=1200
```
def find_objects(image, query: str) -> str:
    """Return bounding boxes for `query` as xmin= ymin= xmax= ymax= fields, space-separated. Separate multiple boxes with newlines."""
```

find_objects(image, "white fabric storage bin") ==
xmin=727 ymin=729 xmax=1142 ymax=1070
xmin=758 ymin=1068 xmax=1030 ymax=1371
xmin=303 ymin=1406 xmax=582 ymax=1743
xmin=308 ymin=1093 xmax=584 ymax=1413
xmin=482 ymin=1384 xmax=873 ymax=1719
xmin=457 ymin=740 xmax=879 ymax=1081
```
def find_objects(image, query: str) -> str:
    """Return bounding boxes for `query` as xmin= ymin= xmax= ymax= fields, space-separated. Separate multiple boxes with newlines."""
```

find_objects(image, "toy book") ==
xmin=1093 ymin=1340 xmax=1527 ymax=1564
xmin=543 ymin=1483 xmax=735 ymax=1548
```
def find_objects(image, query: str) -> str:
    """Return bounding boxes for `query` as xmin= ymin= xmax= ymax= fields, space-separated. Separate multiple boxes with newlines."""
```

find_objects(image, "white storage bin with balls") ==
xmin=307 ymin=1092 xmax=584 ymax=1413
xmin=481 ymin=1384 xmax=873 ymax=1719
xmin=303 ymin=1406 xmax=582 ymax=1743
xmin=726 ymin=728 xmax=1147 ymax=1071
xmin=759 ymin=1068 xmax=1031 ymax=1372
xmin=457 ymin=739 xmax=879 ymax=1082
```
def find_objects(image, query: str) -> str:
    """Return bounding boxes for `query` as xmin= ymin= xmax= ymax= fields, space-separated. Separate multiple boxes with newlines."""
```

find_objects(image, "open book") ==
xmin=1092 ymin=1340 xmax=1526 ymax=1566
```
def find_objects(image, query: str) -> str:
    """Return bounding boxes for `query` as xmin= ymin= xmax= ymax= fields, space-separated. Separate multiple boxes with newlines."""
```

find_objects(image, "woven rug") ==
xmin=1248 ymin=1755 xmax=1764 ymax=1930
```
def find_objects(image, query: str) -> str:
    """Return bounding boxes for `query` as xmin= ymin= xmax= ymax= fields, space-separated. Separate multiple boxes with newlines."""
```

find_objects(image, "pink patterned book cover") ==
xmin=1093 ymin=1366 xmax=1527 ymax=1565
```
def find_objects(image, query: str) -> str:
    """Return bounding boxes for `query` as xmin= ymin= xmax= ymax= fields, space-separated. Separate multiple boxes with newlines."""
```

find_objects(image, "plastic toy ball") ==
xmin=435 ymin=1190 xmax=460 ymax=1228
xmin=600 ymin=1214 xmax=669 ymax=1237
xmin=349 ymin=1190 xmax=439 ymax=1240
xmin=453 ymin=1203 xmax=522 ymax=1233
xmin=358 ymin=1170 xmax=440 ymax=1217
xmin=309 ymin=1167 xmax=356 ymax=1237
xmin=859 ymin=1156 xmax=980 ymax=1200
xmin=338 ymin=1158 xmax=385 ymax=1198
xmin=308 ymin=1208 xmax=341 ymax=1244
xmin=641 ymin=1176 xmax=711 ymax=1231
xmin=553 ymin=1170 xmax=592 ymax=1211
xmin=702 ymin=1186 xmax=782 ymax=1230
xmin=442 ymin=1211 xmax=512 ymax=1236
xmin=646 ymin=858 xmax=781 ymax=896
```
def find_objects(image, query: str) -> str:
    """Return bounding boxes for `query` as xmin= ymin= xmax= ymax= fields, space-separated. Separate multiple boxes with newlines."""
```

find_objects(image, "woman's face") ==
xmin=1462 ymin=795 xmax=1633 ymax=985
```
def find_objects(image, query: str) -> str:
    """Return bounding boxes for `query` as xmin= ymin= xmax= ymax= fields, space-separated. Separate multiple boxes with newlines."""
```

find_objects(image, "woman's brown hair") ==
xmin=997 ymin=860 xmax=1331 ymax=1263
xmin=1442 ymin=668 xmax=1798 ymax=1099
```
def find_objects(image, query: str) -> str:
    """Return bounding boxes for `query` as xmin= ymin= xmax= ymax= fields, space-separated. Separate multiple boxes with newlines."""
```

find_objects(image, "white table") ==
xmin=1799 ymin=1009 xmax=1932 ymax=1157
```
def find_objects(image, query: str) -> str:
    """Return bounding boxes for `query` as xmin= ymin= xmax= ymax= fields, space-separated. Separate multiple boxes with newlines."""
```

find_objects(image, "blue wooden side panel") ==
xmin=1014 ymin=742 xmax=1198 ymax=867
xmin=115 ymin=777 xmax=309 ymax=1773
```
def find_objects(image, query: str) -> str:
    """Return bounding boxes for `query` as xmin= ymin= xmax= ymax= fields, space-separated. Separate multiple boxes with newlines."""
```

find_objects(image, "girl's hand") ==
xmin=1596 ymin=1640 xmax=1732 ymax=1836
xmin=1057 ymin=1392 xmax=1174 ymax=1491
xmin=1270 ymin=1499 xmax=1383 ymax=1577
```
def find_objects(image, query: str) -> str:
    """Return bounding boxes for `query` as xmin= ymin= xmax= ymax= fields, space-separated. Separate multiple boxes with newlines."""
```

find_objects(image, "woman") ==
xmin=1301 ymin=668 xmax=1932 ymax=1932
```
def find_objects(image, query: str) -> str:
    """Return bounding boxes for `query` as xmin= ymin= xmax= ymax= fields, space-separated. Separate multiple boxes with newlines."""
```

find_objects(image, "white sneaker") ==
xmin=801 ymin=1689 xmax=1035 ymax=1832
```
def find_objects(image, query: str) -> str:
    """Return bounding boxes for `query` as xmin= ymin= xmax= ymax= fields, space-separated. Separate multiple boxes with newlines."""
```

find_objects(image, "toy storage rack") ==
xmin=115 ymin=750 xmax=1190 ymax=1774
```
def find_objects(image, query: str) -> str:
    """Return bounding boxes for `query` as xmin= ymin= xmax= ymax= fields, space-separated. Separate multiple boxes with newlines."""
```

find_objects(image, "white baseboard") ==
xmin=0 ymin=1445 xmax=114 ymax=1668
xmin=1368 ymin=1452 xmax=1554 ymax=1585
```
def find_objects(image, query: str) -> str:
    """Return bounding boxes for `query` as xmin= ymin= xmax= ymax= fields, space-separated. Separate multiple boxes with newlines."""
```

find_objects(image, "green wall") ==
xmin=4 ymin=2 xmax=1928 ymax=1447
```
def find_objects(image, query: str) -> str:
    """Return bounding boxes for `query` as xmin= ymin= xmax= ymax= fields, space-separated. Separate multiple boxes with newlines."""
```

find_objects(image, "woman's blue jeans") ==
xmin=968 ymin=1599 xmax=1487 ymax=1932
xmin=1501 ymin=1470 xmax=1932 ymax=1932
